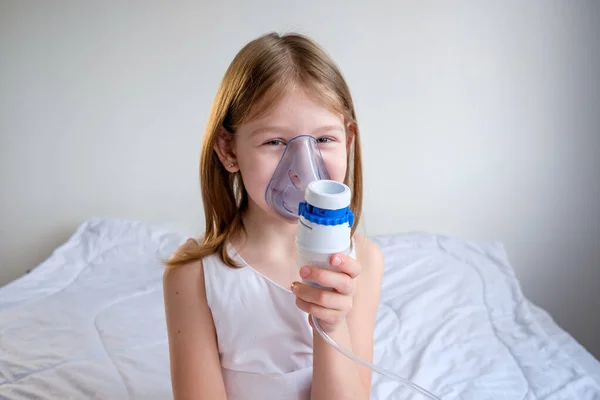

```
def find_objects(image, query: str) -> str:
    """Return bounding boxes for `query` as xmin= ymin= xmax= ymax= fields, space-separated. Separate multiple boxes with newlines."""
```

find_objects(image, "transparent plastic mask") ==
xmin=265 ymin=135 xmax=330 ymax=221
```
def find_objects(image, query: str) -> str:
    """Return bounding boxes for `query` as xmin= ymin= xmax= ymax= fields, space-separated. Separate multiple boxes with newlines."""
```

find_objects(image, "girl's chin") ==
xmin=271 ymin=211 xmax=300 ymax=226
xmin=270 ymin=211 xmax=299 ymax=225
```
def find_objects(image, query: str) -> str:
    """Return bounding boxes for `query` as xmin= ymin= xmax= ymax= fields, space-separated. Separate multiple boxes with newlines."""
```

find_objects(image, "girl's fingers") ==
xmin=291 ymin=282 xmax=352 ymax=311
xmin=299 ymin=265 xmax=355 ymax=295
xmin=330 ymin=253 xmax=361 ymax=279
xmin=295 ymin=297 xmax=342 ymax=324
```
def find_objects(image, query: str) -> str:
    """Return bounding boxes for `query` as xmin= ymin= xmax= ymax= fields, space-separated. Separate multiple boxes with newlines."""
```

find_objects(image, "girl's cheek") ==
xmin=323 ymin=150 xmax=348 ymax=183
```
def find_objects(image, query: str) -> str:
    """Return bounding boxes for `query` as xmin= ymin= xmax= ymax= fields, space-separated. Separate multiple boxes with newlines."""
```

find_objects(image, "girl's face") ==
xmin=230 ymin=88 xmax=350 ymax=221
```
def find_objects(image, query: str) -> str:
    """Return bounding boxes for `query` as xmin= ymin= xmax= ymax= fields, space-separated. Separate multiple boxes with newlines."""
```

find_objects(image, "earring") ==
xmin=228 ymin=161 xmax=234 ymax=168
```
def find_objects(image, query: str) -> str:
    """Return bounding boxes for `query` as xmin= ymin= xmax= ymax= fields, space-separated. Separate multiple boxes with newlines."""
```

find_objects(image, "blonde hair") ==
xmin=166 ymin=32 xmax=363 ymax=268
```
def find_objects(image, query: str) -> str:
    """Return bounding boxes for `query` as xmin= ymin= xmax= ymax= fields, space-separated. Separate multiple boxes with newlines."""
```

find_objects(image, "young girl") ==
xmin=163 ymin=32 xmax=384 ymax=400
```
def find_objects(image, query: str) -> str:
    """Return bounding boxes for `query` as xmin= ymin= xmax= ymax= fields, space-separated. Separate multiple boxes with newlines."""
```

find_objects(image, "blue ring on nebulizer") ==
xmin=298 ymin=202 xmax=354 ymax=227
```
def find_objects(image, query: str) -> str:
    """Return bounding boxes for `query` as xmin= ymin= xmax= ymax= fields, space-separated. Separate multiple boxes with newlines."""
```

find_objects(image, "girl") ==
xmin=163 ymin=32 xmax=384 ymax=400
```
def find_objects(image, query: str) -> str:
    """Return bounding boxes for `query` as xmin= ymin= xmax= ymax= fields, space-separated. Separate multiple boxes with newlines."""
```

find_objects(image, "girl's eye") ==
xmin=264 ymin=139 xmax=286 ymax=146
xmin=317 ymin=137 xmax=334 ymax=144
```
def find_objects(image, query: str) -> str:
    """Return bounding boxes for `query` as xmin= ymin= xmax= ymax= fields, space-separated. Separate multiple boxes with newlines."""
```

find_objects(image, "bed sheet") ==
xmin=369 ymin=234 xmax=600 ymax=399
xmin=0 ymin=218 xmax=598 ymax=399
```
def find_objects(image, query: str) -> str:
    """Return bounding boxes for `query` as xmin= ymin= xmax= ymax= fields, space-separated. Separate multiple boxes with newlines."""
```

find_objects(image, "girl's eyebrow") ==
xmin=250 ymin=125 xmax=296 ymax=137
xmin=311 ymin=125 xmax=344 ymax=136
xmin=250 ymin=124 xmax=344 ymax=137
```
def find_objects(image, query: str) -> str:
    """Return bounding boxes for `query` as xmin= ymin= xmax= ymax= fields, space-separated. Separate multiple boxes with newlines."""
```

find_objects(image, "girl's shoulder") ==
xmin=179 ymin=237 xmax=200 ymax=250
xmin=164 ymin=239 xmax=204 ymax=282
xmin=353 ymin=233 xmax=384 ymax=277
xmin=353 ymin=233 xmax=382 ymax=258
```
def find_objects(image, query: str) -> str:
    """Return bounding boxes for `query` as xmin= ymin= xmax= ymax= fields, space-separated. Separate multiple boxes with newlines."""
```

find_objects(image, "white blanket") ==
xmin=0 ymin=218 xmax=598 ymax=399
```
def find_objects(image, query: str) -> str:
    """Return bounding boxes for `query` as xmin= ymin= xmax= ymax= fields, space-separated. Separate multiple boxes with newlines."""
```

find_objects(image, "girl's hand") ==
xmin=291 ymin=253 xmax=361 ymax=333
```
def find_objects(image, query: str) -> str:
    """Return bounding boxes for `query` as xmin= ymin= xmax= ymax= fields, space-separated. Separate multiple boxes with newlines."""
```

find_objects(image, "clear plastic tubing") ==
xmin=312 ymin=317 xmax=441 ymax=400
xmin=295 ymin=180 xmax=442 ymax=400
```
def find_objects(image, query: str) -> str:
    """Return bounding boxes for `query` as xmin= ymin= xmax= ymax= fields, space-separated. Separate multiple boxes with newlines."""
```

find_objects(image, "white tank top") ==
xmin=202 ymin=244 xmax=314 ymax=400
xmin=203 ymin=242 xmax=356 ymax=399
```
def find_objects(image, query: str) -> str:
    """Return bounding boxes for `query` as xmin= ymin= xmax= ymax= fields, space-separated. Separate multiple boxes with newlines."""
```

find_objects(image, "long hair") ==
xmin=166 ymin=32 xmax=363 ymax=268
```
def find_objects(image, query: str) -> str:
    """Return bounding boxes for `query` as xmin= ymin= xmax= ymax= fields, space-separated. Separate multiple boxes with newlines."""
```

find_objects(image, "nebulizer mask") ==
xmin=266 ymin=135 xmax=331 ymax=221
xmin=265 ymin=135 xmax=442 ymax=400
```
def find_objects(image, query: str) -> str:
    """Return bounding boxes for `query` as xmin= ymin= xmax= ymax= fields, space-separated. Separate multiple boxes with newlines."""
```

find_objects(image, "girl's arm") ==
xmin=344 ymin=236 xmax=385 ymax=393
xmin=163 ymin=242 xmax=228 ymax=400
xmin=312 ymin=321 xmax=369 ymax=399
xmin=295 ymin=235 xmax=385 ymax=399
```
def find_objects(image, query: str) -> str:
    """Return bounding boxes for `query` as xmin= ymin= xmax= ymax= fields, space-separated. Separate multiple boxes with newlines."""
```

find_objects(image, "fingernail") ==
xmin=290 ymin=282 xmax=298 ymax=292
xmin=300 ymin=266 xmax=309 ymax=278
xmin=332 ymin=256 xmax=341 ymax=267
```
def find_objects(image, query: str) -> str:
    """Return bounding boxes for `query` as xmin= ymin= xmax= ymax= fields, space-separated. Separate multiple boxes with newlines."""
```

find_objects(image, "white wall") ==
xmin=1 ymin=1 xmax=598 ymax=357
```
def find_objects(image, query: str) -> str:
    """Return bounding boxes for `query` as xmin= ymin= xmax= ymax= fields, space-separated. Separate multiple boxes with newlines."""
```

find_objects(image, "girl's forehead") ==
xmin=241 ymin=89 xmax=344 ymax=134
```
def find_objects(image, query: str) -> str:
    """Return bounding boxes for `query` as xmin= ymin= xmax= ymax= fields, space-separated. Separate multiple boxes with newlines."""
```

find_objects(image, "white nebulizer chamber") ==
xmin=296 ymin=180 xmax=354 ymax=288
xmin=295 ymin=180 xmax=442 ymax=400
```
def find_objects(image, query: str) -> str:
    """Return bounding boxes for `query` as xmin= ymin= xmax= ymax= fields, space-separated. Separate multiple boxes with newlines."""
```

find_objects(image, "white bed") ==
xmin=0 ymin=218 xmax=599 ymax=399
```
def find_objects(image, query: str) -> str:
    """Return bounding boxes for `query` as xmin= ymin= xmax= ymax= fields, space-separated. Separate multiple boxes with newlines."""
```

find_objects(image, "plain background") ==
xmin=1 ymin=1 xmax=599 ymax=357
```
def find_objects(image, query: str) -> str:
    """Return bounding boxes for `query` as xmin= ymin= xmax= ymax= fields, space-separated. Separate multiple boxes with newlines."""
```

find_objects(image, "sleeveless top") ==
xmin=202 ymin=242 xmax=356 ymax=400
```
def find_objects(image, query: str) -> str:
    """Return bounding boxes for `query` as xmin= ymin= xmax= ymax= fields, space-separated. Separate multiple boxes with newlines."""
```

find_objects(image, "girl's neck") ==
xmin=237 ymin=198 xmax=297 ymax=257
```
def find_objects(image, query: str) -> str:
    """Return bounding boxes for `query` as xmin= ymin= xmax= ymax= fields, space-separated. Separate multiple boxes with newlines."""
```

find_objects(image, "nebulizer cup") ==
xmin=295 ymin=180 xmax=442 ymax=400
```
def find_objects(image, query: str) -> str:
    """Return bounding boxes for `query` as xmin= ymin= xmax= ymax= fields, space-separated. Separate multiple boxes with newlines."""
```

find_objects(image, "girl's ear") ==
xmin=346 ymin=123 xmax=356 ymax=151
xmin=213 ymin=126 xmax=240 ymax=173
